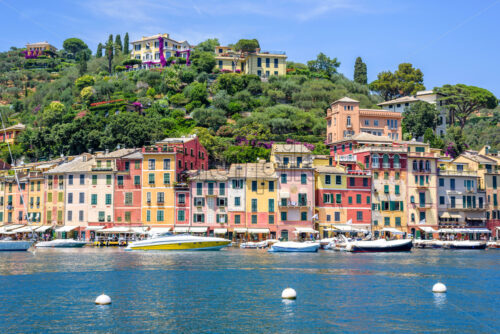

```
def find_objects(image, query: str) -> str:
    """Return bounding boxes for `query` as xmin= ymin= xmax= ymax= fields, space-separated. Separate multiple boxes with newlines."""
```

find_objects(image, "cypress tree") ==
xmin=354 ymin=57 xmax=367 ymax=85
xmin=123 ymin=33 xmax=130 ymax=54
xmin=115 ymin=34 xmax=122 ymax=53
xmin=96 ymin=43 xmax=103 ymax=58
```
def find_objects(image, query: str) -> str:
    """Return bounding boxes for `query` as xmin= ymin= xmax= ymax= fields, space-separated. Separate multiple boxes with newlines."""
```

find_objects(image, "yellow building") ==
xmin=0 ymin=123 xmax=25 ymax=144
xmin=27 ymin=171 xmax=44 ymax=224
xmin=130 ymin=33 xmax=191 ymax=62
xmin=26 ymin=42 xmax=57 ymax=53
xmin=215 ymin=46 xmax=287 ymax=77
xmin=141 ymin=146 xmax=177 ymax=227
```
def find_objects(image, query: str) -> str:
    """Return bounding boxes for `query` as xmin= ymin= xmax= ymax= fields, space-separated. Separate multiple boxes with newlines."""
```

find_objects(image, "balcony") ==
xmin=92 ymin=167 xmax=113 ymax=172
xmin=174 ymin=182 xmax=189 ymax=190
xmin=415 ymin=203 xmax=433 ymax=209
xmin=393 ymin=163 xmax=401 ymax=169
xmin=279 ymin=200 xmax=311 ymax=207
xmin=372 ymin=163 xmax=380 ymax=169
xmin=353 ymin=146 xmax=406 ymax=154
xmin=276 ymin=162 xmax=313 ymax=169
xmin=382 ymin=163 xmax=390 ymax=168
xmin=416 ymin=183 xmax=430 ymax=188
xmin=438 ymin=170 xmax=478 ymax=177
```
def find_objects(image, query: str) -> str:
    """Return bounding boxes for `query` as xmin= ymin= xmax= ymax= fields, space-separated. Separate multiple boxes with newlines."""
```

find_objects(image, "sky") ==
xmin=0 ymin=0 xmax=499 ymax=96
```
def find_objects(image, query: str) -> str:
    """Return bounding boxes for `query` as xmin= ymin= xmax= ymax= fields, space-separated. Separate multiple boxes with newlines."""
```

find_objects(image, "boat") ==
xmin=487 ymin=241 xmax=499 ymax=249
xmin=448 ymin=240 xmax=487 ymax=250
xmin=36 ymin=239 xmax=87 ymax=248
xmin=0 ymin=239 xmax=32 ymax=251
xmin=345 ymin=238 xmax=413 ymax=253
xmin=240 ymin=240 xmax=269 ymax=249
xmin=125 ymin=233 xmax=231 ymax=251
xmin=268 ymin=241 xmax=320 ymax=253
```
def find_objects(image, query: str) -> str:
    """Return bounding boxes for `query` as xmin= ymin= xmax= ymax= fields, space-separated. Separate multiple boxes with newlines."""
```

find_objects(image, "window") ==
xmin=163 ymin=159 xmax=171 ymax=170
xmin=269 ymin=215 xmax=275 ymax=224
xmin=135 ymin=161 xmax=140 ymax=169
xmin=384 ymin=217 xmax=390 ymax=226
xmin=146 ymin=210 xmax=151 ymax=222
xmin=349 ymin=178 xmax=355 ymax=186
xmin=134 ymin=176 xmax=141 ymax=185
xmin=157 ymin=192 xmax=165 ymax=203
xmin=301 ymin=174 xmax=307 ymax=185
xmin=196 ymin=183 xmax=202 ymax=195
xmin=68 ymin=175 xmax=73 ymax=185
xmin=92 ymin=175 xmax=97 ymax=185
xmin=251 ymin=199 xmax=257 ymax=212
xmin=450 ymin=179 xmax=455 ymax=190
xmin=374 ymin=120 xmax=379 ymax=126
xmin=268 ymin=181 xmax=274 ymax=192
xmin=220 ymin=183 xmax=226 ymax=196
xmin=234 ymin=197 xmax=241 ymax=206
xmin=58 ymin=192 xmax=63 ymax=202
xmin=148 ymin=173 xmax=155 ymax=184
xmin=125 ymin=161 xmax=130 ymax=171
xmin=274 ymin=58 xmax=278 ymax=68
xmin=326 ymin=215 xmax=331 ymax=222
xmin=125 ymin=192 xmax=133 ymax=205
xmin=251 ymin=215 xmax=257 ymax=224
xmin=336 ymin=194 xmax=342 ymax=204
xmin=252 ymin=181 xmax=257 ymax=192
xmin=356 ymin=211 xmax=363 ymax=221
xmin=117 ymin=176 xmax=124 ymax=186
xmin=163 ymin=173 xmax=170 ymax=184
xmin=356 ymin=194 xmax=362 ymax=204
xmin=79 ymin=210 xmax=84 ymax=222
xmin=280 ymin=212 xmax=287 ymax=222
xmin=104 ymin=194 xmax=111 ymax=205
xmin=257 ymin=57 xmax=262 ymax=67
xmin=157 ymin=210 xmax=164 ymax=222
xmin=232 ymin=179 xmax=244 ymax=189
xmin=106 ymin=175 xmax=112 ymax=185
xmin=325 ymin=175 xmax=331 ymax=185
xmin=334 ymin=212 xmax=340 ymax=221
xmin=67 ymin=211 xmax=72 ymax=221
xmin=364 ymin=120 xmax=370 ymax=126
xmin=366 ymin=196 xmax=371 ymax=204
xmin=91 ymin=194 xmax=97 ymax=205
xmin=374 ymin=172 xmax=378 ymax=179
xmin=266 ymin=58 xmax=270 ymax=67
xmin=268 ymin=199 xmax=274 ymax=212
xmin=67 ymin=192 xmax=73 ymax=204
xmin=336 ymin=175 xmax=342 ymax=185
xmin=301 ymin=212 xmax=307 ymax=221
xmin=395 ymin=217 xmax=401 ymax=226
xmin=281 ymin=174 xmax=287 ymax=184
xmin=395 ymin=185 xmax=400 ymax=195
xmin=217 ymin=197 xmax=227 ymax=207
xmin=234 ymin=214 xmax=241 ymax=224
xmin=194 ymin=197 xmax=204 ymax=206
xmin=148 ymin=159 xmax=156 ymax=170
xmin=347 ymin=116 xmax=351 ymax=127
xmin=98 ymin=211 xmax=105 ymax=222
xmin=384 ymin=185 xmax=389 ymax=193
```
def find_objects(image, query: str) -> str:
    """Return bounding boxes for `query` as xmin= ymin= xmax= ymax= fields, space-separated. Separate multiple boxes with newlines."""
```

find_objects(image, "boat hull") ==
xmin=0 ymin=241 xmax=31 ymax=251
xmin=36 ymin=241 xmax=87 ymax=248
xmin=268 ymin=242 xmax=320 ymax=253
xmin=347 ymin=239 xmax=413 ymax=253
xmin=449 ymin=242 xmax=487 ymax=250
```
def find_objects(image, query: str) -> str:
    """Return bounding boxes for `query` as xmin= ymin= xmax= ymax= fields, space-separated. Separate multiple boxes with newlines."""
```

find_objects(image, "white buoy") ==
xmin=432 ymin=282 xmax=447 ymax=293
xmin=282 ymin=288 xmax=297 ymax=300
xmin=95 ymin=294 xmax=112 ymax=305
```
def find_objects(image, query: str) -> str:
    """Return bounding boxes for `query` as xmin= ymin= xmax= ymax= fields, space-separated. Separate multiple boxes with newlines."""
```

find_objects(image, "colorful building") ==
xmin=215 ymin=46 xmax=287 ymax=77
xmin=227 ymin=164 xmax=247 ymax=241
xmin=326 ymin=97 xmax=402 ymax=144
xmin=130 ymin=33 xmax=191 ymax=65
xmin=114 ymin=150 xmax=143 ymax=229
xmin=0 ymin=123 xmax=25 ymax=144
xmin=24 ymin=42 xmax=57 ymax=58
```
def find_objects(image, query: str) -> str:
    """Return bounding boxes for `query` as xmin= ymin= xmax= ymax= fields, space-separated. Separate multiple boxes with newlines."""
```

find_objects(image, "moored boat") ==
xmin=240 ymin=240 xmax=269 ymax=249
xmin=126 ymin=234 xmax=231 ymax=251
xmin=345 ymin=239 xmax=413 ymax=253
xmin=36 ymin=239 xmax=87 ymax=248
xmin=0 ymin=239 xmax=32 ymax=251
xmin=448 ymin=240 xmax=487 ymax=250
xmin=268 ymin=241 xmax=320 ymax=253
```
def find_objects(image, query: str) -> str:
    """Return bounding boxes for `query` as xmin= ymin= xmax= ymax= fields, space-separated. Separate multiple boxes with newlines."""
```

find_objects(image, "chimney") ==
xmin=105 ymin=149 xmax=109 ymax=155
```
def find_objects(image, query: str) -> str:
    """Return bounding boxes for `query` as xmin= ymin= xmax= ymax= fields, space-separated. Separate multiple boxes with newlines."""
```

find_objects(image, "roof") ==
xmin=45 ymin=156 xmax=93 ymax=174
xmin=95 ymin=148 xmax=137 ymax=159
xmin=349 ymin=132 xmax=393 ymax=143
xmin=272 ymin=143 xmax=311 ymax=154
xmin=314 ymin=166 xmax=345 ymax=174
xmin=359 ymin=109 xmax=403 ymax=118
xmin=190 ymin=169 xmax=229 ymax=181
xmin=123 ymin=151 xmax=143 ymax=159
xmin=227 ymin=162 xmax=277 ymax=179
xmin=332 ymin=97 xmax=359 ymax=104
xmin=3 ymin=123 xmax=25 ymax=131
xmin=377 ymin=96 xmax=420 ymax=106
xmin=460 ymin=152 xmax=497 ymax=165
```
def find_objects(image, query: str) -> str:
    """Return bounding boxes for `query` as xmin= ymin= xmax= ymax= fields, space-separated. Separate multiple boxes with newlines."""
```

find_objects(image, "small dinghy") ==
xmin=36 ymin=239 xmax=87 ymax=248
xmin=448 ymin=240 xmax=487 ymax=250
xmin=240 ymin=240 xmax=269 ymax=249
xmin=345 ymin=238 xmax=413 ymax=253
xmin=268 ymin=241 xmax=320 ymax=253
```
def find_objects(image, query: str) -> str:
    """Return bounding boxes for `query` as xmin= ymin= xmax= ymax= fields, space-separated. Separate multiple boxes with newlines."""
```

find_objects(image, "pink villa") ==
xmin=187 ymin=169 xmax=229 ymax=236
xmin=6 ymin=173 xmax=29 ymax=225
xmin=270 ymin=144 xmax=316 ymax=240
xmin=113 ymin=149 xmax=143 ymax=228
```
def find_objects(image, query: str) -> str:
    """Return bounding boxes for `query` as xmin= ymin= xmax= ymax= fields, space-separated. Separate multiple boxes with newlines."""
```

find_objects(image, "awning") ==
xmin=174 ymin=227 xmax=190 ymax=233
xmin=440 ymin=212 xmax=451 ymax=219
xmin=438 ymin=228 xmax=491 ymax=234
xmin=86 ymin=226 xmax=104 ymax=231
xmin=55 ymin=226 xmax=77 ymax=233
xmin=419 ymin=226 xmax=437 ymax=233
xmin=190 ymin=227 xmax=208 ymax=233
xmin=214 ymin=228 xmax=227 ymax=234
xmin=234 ymin=228 xmax=247 ymax=233
xmin=248 ymin=228 xmax=270 ymax=234
xmin=293 ymin=227 xmax=318 ymax=234
xmin=3 ymin=224 xmax=23 ymax=231
xmin=450 ymin=214 xmax=462 ymax=219
xmin=332 ymin=225 xmax=368 ymax=233
xmin=99 ymin=227 xmax=134 ymax=233
xmin=148 ymin=227 xmax=171 ymax=234
xmin=35 ymin=225 xmax=52 ymax=232
xmin=381 ymin=227 xmax=405 ymax=235
xmin=12 ymin=226 xmax=36 ymax=233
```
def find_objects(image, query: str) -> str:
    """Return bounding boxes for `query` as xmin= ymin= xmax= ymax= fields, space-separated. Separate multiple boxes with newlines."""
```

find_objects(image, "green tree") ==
xmin=369 ymin=71 xmax=399 ymax=100
xmin=105 ymin=38 xmax=114 ymax=74
xmin=123 ymin=32 xmax=130 ymax=54
xmin=353 ymin=57 xmax=367 ymax=85
xmin=196 ymin=38 xmax=220 ymax=52
xmin=370 ymin=63 xmax=425 ymax=100
xmin=96 ymin=43 xmax=103 ymax=58
xmin=307 ymin=52 xmax=340 ymax=78
xmin=436 ymin=84 xmax=498 ymax=129
xmin=63 ymin=38 xmax=89 ymax=56
xmin=444 ymin=126 xmax=468 ymax=158
xmin=402 ymin=101 xmax=439 ymax=139
xmin=234 ymin=39 xmax=260 ymax=53
xmin=191 ymin=51 xmax=216 ymax=73
xmin=114 ymin=34 xmax=122 ymax=53
xmin=75 ymin=75 xmax=95 ymax=90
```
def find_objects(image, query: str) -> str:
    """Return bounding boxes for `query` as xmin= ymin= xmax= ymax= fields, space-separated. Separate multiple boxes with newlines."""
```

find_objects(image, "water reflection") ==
xmin=433 ymin=293 xmax=447 ymax=309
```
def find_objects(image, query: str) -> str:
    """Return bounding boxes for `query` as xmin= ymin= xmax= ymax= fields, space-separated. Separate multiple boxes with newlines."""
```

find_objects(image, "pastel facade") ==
xmin=0 ymin=123 xmax=25 ymax=144
xmin=215 ymin=46 xmax=287 ymax=77
xmin=326 ymin=97 xmax=402 ymax=144
xmin=114 ymin=150 xmax=143 ymax=228
xmin=88 ymin=157 xmax=115 ymax=226
xmin=26 ymin=41 xmax=57 ymax=53
xmin=130 ymin=33 xmax=191 ymax=63
xmin=227 ymin=164 xmax=247 ymax=238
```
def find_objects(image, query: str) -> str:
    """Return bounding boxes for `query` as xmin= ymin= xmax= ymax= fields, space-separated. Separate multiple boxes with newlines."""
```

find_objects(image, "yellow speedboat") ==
xmin=125 ymin=234 xmax=231 ymax=251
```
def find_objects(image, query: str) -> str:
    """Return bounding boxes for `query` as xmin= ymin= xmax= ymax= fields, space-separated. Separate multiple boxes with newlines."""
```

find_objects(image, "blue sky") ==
xmin=1 ymin=0 xmax=499 ymax=96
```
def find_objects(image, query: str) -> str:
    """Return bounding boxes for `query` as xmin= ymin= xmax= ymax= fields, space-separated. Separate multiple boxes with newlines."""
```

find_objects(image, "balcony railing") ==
xmin=353 ymin=146 xmax=406 ymax=154
xmin=92 ymin=167 xmax=113 ymax=171
xmin=279 ymin=200 xmax=311 ymax=207
xmin=393 ymin=163 xmax=401 ymax=169
xmin=438 ymin=170 xmax=478 ymax=177
xmin=382 ymin=163 xmax=390 ymax=168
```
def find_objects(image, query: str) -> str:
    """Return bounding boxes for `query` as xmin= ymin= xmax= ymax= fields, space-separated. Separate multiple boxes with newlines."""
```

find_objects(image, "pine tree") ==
xmin=354 ymin=57 xmax=367 ymax=85
xmin=123 ymin=33 xmax=130 ymax=54
xmin=96 ymin=43 xmax=103 ymax=58
xmin=115 ymin=34 xmax=122 ymax=53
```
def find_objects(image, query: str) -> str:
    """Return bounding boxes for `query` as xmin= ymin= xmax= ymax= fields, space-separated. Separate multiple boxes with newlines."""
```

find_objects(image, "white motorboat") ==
xmin=268 ymin=241 xmax=320 ymax=253
xmin=0 ymin=239 xmax=32 ymax=251
xmin=36 ymin=239 xmax=87 ymax=248
xmin=448 ymin=240 xmax=487 ymax=250
xmin=240 ymin=240 xmax=269 ymax=249
xmin=345 ymin=238 xmax=413 ymax=253
xmin=126 ymin=234 xmax=231 ymax=251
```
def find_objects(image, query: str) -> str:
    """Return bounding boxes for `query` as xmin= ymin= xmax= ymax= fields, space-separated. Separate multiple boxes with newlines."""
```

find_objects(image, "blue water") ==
xmin=0 ymin=248 xmax=498 ymax=333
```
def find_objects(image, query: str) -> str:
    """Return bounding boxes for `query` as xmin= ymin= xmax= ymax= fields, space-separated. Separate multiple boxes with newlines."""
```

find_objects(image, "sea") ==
xmin=0 ymin=247 xmax=498 ymax=333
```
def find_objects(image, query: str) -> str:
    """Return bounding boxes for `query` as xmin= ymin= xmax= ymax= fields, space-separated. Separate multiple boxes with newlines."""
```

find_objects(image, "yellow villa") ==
xmin=0 ymin=123 xmax=25 ymax=144
xmin=215 ymin=46 xmax=287 ymax=77
xmin=130 ymin=33 xmax=191 ymax=63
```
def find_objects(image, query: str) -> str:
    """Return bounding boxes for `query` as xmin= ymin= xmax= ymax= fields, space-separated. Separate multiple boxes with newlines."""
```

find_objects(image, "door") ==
xmin=281 ymin=230 xmax=288 ymax=241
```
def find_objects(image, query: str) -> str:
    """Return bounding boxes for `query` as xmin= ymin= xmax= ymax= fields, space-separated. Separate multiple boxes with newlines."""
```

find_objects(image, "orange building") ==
xmin=325 ymin=97 xmax=402 ymax=144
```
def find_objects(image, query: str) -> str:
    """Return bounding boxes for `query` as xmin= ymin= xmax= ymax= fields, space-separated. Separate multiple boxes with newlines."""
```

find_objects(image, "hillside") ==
xmin=0 ymin=41 xmax=498 ymax=166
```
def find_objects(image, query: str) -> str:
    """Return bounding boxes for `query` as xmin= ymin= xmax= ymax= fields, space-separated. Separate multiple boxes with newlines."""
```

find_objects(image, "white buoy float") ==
xmin=282 ymin=288 xmax=297 ymax=300
xmin=95 ymin=294 xmax=112 ymax=305
xmin=432 ymin=282 xmax=447 ymax=293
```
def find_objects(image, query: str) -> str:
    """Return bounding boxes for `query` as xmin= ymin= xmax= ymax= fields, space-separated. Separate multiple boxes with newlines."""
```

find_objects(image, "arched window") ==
xmin=347 ymin=116 xmax=351 ymax=126
xmin=425 ymin=160 xmax=430 ymax=171
xmin=410 ymin=196 xmax=415 ymax=203
xmin=413 ymin=160 xmax=418 ymax=171
xmin=372 ymin=155 xmax=379 ymax=167
xmin=393 ymin=155 xmax=400 ymax=168
xmin=383 ymin=154 xmax=389 ymax=168
xmin=419 ymin=160 xmax=424 ymax=170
